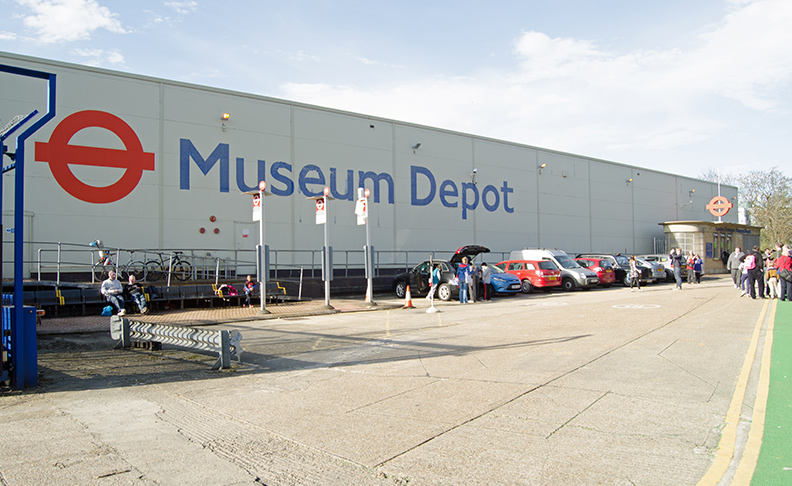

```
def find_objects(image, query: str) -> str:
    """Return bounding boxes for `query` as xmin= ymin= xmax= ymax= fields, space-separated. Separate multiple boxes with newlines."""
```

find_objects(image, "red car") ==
xmin=574 ymin=258 xmax=615 ymax=287
xmin=495 ymin=259 xmax=562 ymax=293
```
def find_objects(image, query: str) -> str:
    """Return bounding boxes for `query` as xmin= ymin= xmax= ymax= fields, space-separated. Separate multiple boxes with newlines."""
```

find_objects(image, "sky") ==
xmin=1 ymin=0 xmax=791 ymax=181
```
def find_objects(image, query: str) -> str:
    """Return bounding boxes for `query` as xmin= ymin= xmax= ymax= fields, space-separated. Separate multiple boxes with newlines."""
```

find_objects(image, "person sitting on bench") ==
xmin=101 ymin=270 xmax=126 ymax=316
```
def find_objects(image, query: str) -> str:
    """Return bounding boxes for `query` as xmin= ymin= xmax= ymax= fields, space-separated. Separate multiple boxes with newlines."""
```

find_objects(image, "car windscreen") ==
xmin=488 ymin=265 xmax=505 ymax=274
xmin=615 ymin=255 xmax=630 ymax=266
xmin=537 ymin=261 xmax=557 ymax=270
xmin=554 ymin=255 xmax=580 ymax=269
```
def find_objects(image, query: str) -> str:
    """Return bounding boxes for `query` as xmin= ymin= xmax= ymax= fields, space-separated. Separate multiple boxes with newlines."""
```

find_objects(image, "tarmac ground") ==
xmin=1 ymin=275 xmax=787 ymax=485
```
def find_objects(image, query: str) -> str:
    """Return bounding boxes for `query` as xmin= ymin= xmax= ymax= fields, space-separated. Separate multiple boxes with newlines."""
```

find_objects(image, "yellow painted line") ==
xmin=732 ymin=300 xmax=777 ymax=485
xmin=697 ymin=298 xmax=769 ymax=486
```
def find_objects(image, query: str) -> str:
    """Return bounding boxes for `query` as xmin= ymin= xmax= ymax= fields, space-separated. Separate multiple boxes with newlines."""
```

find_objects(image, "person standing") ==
xmin=693 ymin=254 xmax=703 ymax=284
xmin=776 ymin=246 xmax=792 ymax=301
xmin=670 ymin=248 xmax=684 ymax=290
xmin=629 ymin=255 xmax=642 ymax=292
xmin=468 ymin=260 xmax=479 ymax=303
xmin=765 ymin=259 xmax=779 ymax=299
xmin=480 ymin=262 xmax=493 ymax=301
xmin=101 ymin=270 xmax=126 ymax=316
xmin=456 ymin=257 xmax=470 ymax=304
xmin=747 ymin=245 xmax=765 ymax=299
xmin=125 ymin=274 xmax=148 ymax=314
xmin=727 ymin=247 xmax=744 ymax=289
xmin=686 ymin=251 xmax=696 ymax=284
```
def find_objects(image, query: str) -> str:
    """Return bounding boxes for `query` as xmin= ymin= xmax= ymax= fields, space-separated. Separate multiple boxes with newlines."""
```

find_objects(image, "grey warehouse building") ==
xmin=1 ymin=51 xmax=737 ymax=278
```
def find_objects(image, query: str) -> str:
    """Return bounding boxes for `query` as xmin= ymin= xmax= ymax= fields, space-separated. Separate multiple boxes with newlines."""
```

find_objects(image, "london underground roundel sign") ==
xmin=706 ymin=196 xmax=733 ymax=217
xmin=35 ymin=110 xmax=155 ymax=204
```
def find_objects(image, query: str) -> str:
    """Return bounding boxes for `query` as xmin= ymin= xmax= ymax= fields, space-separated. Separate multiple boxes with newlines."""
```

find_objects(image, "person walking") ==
xmin=426 ymin=264 xmax=441 ymax=301
xmin=670 ymin=248 xmax=684 ymax=290
xmin=727 ymin=247 xmax=744 ymax=289
xmin=629 ymin=255 xmax=642 ymax=292
xmin=456 ymin=257 xmax=470 ymax=304
xmin=776 ymin=246 xmax=792 ymax=301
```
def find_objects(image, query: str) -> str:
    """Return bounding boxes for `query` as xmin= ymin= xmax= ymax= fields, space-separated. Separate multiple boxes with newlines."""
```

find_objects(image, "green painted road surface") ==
xmin=753 ymin=301 xmax=792 ymax=486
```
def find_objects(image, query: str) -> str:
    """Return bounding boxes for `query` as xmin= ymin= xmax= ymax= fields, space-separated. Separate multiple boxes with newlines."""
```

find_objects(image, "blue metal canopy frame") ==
xmin=1 ymin=63 xmax=57 ymax=389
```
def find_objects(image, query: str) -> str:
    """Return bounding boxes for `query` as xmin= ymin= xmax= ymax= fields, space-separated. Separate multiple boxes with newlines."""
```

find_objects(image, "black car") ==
xmin=392 ymin=245 xmax=490 ymax=301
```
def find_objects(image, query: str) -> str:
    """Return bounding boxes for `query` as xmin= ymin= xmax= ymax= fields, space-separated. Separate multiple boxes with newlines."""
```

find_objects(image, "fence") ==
xmin=110 ymin=316 xmax=242 ymax=370
xmin=3 ymin=240 xmax=511 ymax=284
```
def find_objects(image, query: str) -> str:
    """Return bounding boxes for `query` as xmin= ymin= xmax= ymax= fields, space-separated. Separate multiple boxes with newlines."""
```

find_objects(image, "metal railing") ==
xmin=3 ymin=240 xmax=510 ymax=284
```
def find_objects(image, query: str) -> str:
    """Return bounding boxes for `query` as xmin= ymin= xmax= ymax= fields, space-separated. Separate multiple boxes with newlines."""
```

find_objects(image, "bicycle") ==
xmin=145 ymin=251 xmax=193 ymax=281
xmin=89 ymin=240 xmax=146 ymax=282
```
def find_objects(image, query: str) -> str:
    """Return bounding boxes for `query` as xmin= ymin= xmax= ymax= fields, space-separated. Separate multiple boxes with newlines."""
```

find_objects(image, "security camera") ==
xmin=473 ymin=168 xmax=477 ymax=173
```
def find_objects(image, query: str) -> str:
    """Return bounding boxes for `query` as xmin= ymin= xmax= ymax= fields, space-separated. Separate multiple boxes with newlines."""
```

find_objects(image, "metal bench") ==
xmin=110 ymin=316 xmax=242 ymax=370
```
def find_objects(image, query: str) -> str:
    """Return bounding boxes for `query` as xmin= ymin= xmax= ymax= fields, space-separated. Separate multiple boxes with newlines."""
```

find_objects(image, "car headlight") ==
xmin=492 ymin=276 xmax=505 ymax=282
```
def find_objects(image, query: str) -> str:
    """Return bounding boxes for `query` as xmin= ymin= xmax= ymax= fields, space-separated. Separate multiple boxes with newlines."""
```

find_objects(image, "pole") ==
xmin=323 ymin=191 xmax=331 ymax=308
xmin=258 ymin=182 xmax=269 ymax=314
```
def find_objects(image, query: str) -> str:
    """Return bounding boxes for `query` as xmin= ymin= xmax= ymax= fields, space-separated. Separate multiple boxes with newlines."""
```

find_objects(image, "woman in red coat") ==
xmin=776 ymin=246 xmax=792 ymax=301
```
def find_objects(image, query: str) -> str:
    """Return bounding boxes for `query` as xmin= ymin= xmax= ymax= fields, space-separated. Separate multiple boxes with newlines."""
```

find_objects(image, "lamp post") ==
xmin=246 ymin=180 xmax=269 ymax=314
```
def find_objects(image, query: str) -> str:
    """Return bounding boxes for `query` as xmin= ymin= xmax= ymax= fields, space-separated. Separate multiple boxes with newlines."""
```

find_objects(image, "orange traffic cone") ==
xmin=403 ymin=285 xmax=415 ymax=308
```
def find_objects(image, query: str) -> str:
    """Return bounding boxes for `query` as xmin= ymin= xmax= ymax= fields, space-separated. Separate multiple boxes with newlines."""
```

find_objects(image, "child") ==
xmin=243 ymin=275 xmax=256 ymax=307
xmin=766 ymin=260 xmax=779 ymax=299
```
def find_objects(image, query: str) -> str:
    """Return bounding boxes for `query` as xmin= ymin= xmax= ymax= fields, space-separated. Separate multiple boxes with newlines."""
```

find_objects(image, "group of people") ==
xmin=100 ymin=271 xmax=149 ymax=316
xmin=102 ymin=272 xmax=261 ymax=316
xmin=667 ymin=248 xmax=703 ymax=290
xmin=424 ymin=257 xmax=493 ymax=304
xmin=726 ymin=244 xmax=792 ymax=300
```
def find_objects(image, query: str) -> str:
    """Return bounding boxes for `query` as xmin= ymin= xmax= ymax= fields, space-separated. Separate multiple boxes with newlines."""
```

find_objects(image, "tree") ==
xmin=738 ymin=167 xmax=792 ymax=248
xmin=701 ymin=167 xmax=792 ymax=248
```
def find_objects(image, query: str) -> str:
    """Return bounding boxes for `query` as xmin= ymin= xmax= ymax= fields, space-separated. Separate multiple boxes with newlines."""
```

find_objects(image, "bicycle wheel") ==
xmin=173 ymin=259 xmax=192 ymax=281
xmin=93 ymin=263 xmax=109 ymax=282
xmin=145 ymin=260 xmax=165 ymax=281
xmin=124 ymin=261 xmax=146 ymax=281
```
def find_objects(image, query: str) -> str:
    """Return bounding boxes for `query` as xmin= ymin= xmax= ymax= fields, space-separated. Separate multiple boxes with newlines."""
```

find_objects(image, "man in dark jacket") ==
xmin=747 ymin=245 xmax=765 ymax=299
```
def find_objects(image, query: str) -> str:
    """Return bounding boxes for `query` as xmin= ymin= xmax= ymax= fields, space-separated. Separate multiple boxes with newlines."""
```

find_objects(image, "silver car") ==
xmin=637 ymin=254 xmax=674 ymax=282
xmin=637 ymin=258 xmax=666 ymax=283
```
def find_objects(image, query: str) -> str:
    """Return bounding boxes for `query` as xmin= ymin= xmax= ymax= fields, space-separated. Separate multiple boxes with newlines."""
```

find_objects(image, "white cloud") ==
xmin=164 ymin=1 xmax=197 ymax=15
xmin=278 ymin=0 xmax=792 ymax=167
xmin=0 ymin=31 xmax=17 ymax=40
xmin=71 ymin=48 xmax=124 ymax=66
xmin=16 ymin=0 xmax=126 ymax=43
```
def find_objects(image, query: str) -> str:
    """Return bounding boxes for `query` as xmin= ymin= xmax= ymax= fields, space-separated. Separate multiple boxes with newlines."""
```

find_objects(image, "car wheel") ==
xmin=561 ymin=278 xmax=576 ymax=291
xmin=622 ymin=274 xmax=631 ymax=286
xmin=437 ymin=283 xmax=452 ymax=301
xmin=394 ymin=281 xmax=406 ymax=299
xmin=521 ymin=279 xmax=533 ymax=294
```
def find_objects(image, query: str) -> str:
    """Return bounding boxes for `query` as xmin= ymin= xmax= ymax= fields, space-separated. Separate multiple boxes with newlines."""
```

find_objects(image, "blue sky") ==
xmin=1 ymin=0 xmax=791 ymax=180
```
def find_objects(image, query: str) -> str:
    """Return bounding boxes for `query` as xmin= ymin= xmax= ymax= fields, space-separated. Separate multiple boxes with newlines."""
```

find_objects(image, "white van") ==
xmin=509 ymin=249 xmax=599 ymax=291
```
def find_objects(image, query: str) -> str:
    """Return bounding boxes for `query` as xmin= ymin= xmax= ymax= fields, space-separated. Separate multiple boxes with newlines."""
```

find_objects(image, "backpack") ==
xmin=744 ymin=254 xmax=756 ymax=270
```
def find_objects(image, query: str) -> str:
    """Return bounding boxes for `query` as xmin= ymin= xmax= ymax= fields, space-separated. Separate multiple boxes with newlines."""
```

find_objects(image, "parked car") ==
xmin=510 ymin=249 xmax=598 ymax=290
xmin=574 ymin=258 xmax=615 ymax=287
xmin=576 ymin=253 xmax=651 ymax=286
xmin=391 ymin=245 xmax=491 ymax=301
xmin=637 ymin=254 xmax=674 ymax=281
xmin=495 ymin=259 xmax=562 ymax=293
xmin=484 ymin=264 xmax=523 ymax=295
xmin=637 ymin=258 xmax=666 ymax=283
